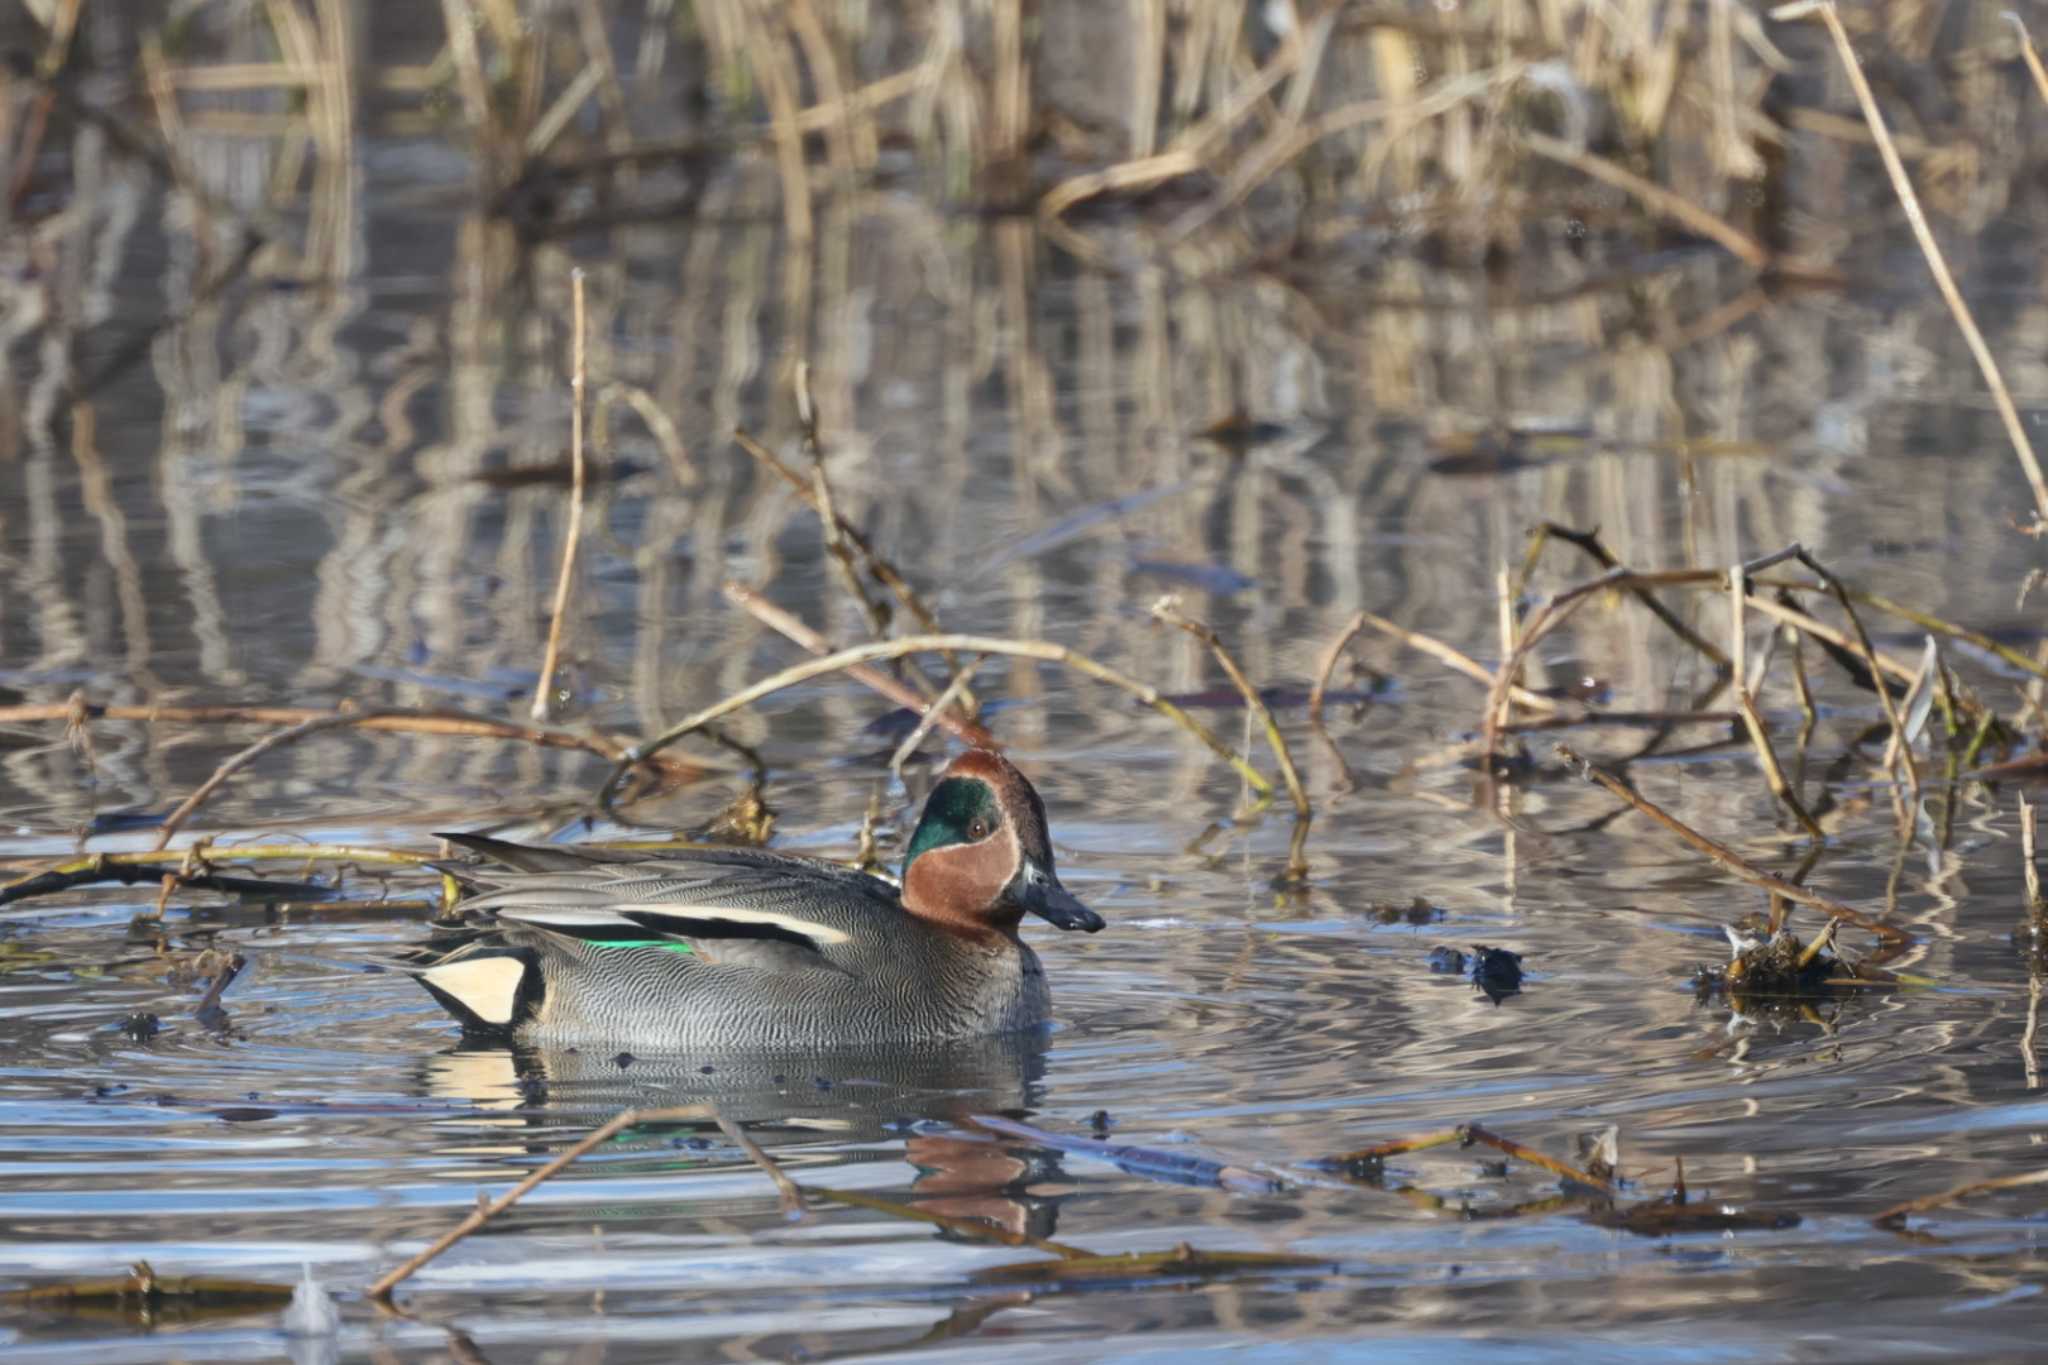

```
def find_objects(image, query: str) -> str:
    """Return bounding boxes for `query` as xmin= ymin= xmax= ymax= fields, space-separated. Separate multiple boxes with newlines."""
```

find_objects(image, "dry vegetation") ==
xmin=0 ymin=0 xmax=2046 ymax=1314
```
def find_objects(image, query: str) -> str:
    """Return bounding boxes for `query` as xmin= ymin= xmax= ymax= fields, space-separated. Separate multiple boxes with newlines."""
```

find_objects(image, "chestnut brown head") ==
xmin=899 ymin=749 xmax=1102 ymax=936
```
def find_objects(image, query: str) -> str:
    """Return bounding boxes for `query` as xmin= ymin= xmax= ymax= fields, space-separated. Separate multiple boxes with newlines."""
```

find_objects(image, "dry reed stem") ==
xmin=1519 ymin=129 xmax=1771 ymax=270
xmin=1323 ymin=1124 xmax=1619 ymax=1199
xmin=595 ymin=382 xmax=694 ymax=488
xmin=368 ymin=1104 xmax=712 ymax=1301
xmin=1460 ymin=1124 xmax=1622 ymax=1199
xmin=531 ymin=268 xmax=588 ymax=722
xmin=1175 ymin=63 xmax=1523 ymax=242
xmin=1556 ymin=742 xmax=1910 ymax=947
xmin=1524 ymin=525 xmax=1730 ymax=668
xmin=2026 ymin=973 xmax=2043 ymax=1093
xmin=1772 ymin=0 xmax=2048 ymax=526
xmin=1784 ymin=547 xmax=1920 ymax=797
xmin=715 ymin=1113 xmax=805 ymax=1216
xmin=150 ymin=710 xmax=422 ymax=852
xmin=2 ymin=845 xmax=434 ymax=880
xmin=1481 ymin=566 xmax=1640 ymax=766
xmin=783 ymin=0 xmax=867 ymax=172
xmin=1872 ymin=1167 xmax=2048 ymax=1231
xmin=2011 ymin=13 xmax=2048 ymax=108
xmin=739 ymin=1 xmax=813 ymax=253
xmin=525 ymin=61 xmax=606 ymax=159
xmin=791 ymin=62 xmax=933 ymax=135
xmin=724 ymin=583 xmax=995 ymax=747
xmin=1839 ymin=587 xmax=2048 ymax=683
xmin=1327 ymin=1129 xmax=1465 ymax=1164
xmin=730 ymin=430 xmax=953 ymax=640
xmin=1739 ymin=594 xmax=1918 ymax=688
xmin=0 ymin=700 xmax=695 ymax=777
xmin=603 ymin=633 xmax=1272 ymax=806
xmin=1485 ymin=544 xmax=1969 ymax=772
xmin=1729 ymin=567 xmax=1825 ymax=840
xmin=1037 ymin=15 xmax=1311 ymax=222
xmin=793 ymin=365 xmax=901 ymax=658
xmin=2024 ymin=794 xmax=2041 ymax=910
xmin=438 ymin=0 xmax=496 ymax=163
xmin=1150 ymin=598 xmax=1309 ymax=829
xmin=1313 ymin=610 xmax=1559 ymax=715
xmin=1794 ymin=916 xmax=1839 ymax=971
xmin=890 ymin=656 xmax=987 ymax=779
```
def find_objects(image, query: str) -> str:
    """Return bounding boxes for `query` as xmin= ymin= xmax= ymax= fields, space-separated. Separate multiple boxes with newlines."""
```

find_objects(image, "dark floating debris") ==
xmin=1373 ymin=897 xmax=1445 ymax=926
xmin=83 ymin=808 xmax=169 ymax=835
xmin=1584 ymin=1156 xmax=1801 ymax=1238
xmin=118 ymin=1012 xmax=162 ymax=1043
xmin=1191 ymin=410 xmax=1293 ymax=452
xmin=471 ymin=456 xmax=649 ymax=489
xmin=1427 ymin=944 xmax=1524 ymax=1003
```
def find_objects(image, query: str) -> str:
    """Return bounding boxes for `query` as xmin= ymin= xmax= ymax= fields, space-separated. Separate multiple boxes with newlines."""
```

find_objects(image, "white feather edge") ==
xmin=499 ymin=902 xmax=851 ymax=945
xmin=420 ymin=956 xmax=527 ymax=1025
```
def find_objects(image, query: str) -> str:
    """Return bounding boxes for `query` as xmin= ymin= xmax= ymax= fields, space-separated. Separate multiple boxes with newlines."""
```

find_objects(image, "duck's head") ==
xmin=900 ymin=749 xmax=1103 ymax=938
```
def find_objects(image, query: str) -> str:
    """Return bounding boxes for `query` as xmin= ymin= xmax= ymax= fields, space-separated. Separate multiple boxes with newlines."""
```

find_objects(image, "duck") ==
xmin=411 ymin=749 xmax=1104 ymax=1048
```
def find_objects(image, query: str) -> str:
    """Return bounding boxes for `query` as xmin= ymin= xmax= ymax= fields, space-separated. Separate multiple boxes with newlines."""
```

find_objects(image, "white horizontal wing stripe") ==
xmin=607 ymin=902 xmax=851 ymax=945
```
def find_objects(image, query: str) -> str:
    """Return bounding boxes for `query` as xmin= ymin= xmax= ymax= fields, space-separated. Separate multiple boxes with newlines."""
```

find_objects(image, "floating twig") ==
xmin=715 ymin=1113 xmax=805 ymax=1217
xmin=368 ymin=1104 xmax=711 ymax=1302
xmin=969 ymin=1113 xmax=1283 ymax=1195
xmin=1460 ymin=1124 xmax=1622 ymax=1198
xmin=1871 ymin=1167 xmax=2048 ymax=1233
xmin=1319 ymin=1122 xmax=1618 ymax=1198
xmin=0 ymin=1261 xmax=294 ymax=1320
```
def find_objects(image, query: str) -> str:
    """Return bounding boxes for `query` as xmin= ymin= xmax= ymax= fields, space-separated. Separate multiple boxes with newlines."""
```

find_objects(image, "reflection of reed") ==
xmin=0 ymin=0 xmax=2039 ymax=843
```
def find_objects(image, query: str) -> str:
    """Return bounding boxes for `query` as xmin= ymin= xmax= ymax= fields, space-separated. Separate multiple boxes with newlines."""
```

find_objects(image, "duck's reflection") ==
xmin=414 ymin=1028 xmax=1065 ymax=1244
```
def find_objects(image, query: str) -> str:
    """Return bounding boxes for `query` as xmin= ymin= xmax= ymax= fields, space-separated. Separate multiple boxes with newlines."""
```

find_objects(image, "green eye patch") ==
xmin=904 ymin=777 xmax=1000 ymax=873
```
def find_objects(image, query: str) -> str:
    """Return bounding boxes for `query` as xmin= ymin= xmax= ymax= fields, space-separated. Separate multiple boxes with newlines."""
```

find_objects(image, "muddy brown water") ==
xmin=4 ymin=40 xmax=2048 ymax=1365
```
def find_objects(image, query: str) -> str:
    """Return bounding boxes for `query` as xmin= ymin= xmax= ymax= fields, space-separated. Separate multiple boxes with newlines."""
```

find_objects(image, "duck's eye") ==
xmin=967 ymin=817 xmax=991 ymax=840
